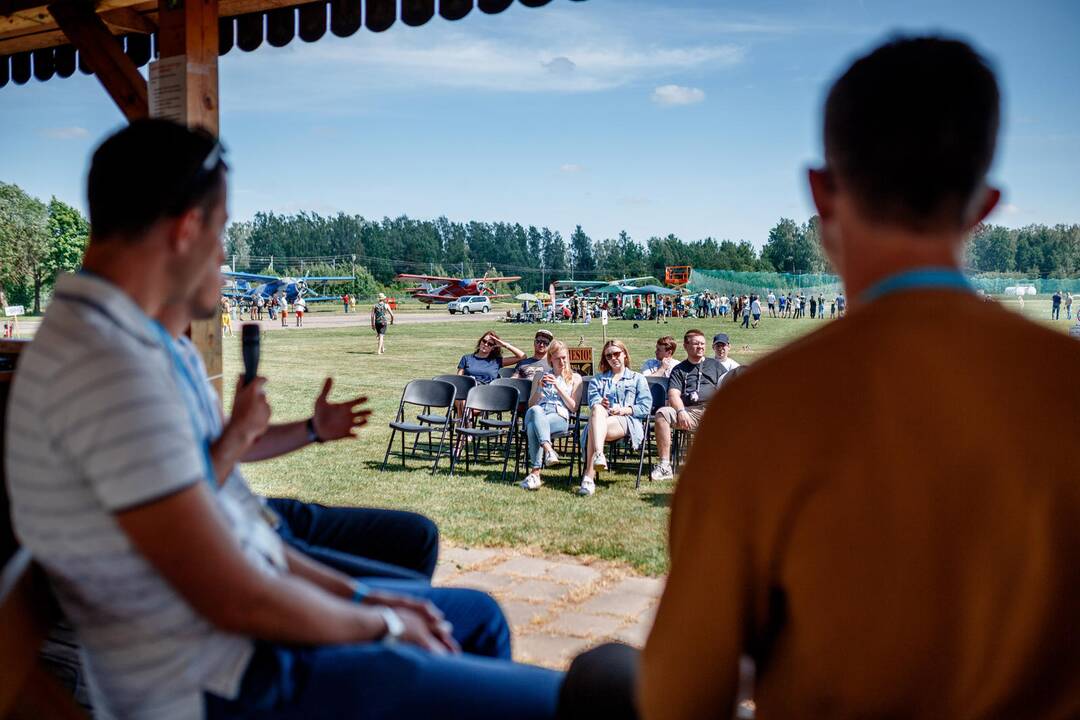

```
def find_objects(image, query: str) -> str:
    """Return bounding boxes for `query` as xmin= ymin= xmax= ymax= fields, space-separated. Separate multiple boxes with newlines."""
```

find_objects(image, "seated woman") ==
xmin=578 ymin=339 xmax=651 ymax=497
xmin=457 ymin=331 xmax=526 ymax=385
xmin=519 ymin=340 xmax=583 ymax=491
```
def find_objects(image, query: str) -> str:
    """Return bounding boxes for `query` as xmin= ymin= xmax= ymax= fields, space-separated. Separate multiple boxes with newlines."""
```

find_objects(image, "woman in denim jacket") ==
xmin=577 ymin=339 xmax=651 ymax=496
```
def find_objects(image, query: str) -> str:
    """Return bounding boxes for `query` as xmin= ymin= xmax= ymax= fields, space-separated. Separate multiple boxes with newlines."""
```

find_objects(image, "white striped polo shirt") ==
xmin=5 ymin=273 xmax=253 ymax=720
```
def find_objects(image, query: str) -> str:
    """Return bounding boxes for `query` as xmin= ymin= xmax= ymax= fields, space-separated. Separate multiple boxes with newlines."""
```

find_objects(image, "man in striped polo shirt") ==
xmin=6 ymin=120 xmax=562 ymax=719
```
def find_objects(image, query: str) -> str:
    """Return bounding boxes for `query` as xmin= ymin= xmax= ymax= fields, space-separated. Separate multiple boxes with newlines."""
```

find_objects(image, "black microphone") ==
xmin=241 ymin=323 xmax=260 ymax=386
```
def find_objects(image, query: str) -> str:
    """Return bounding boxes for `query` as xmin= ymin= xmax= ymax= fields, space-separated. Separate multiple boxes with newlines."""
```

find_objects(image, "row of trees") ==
xmin=967 ymin=223 xmax=1080 ymax=276
xmin=224 ymin=211 xmax=824 ymax=289
xmin=4 ymin=178 xmax=1079 ymax=312
xmin=0 ymin=183 xmax=89 ymax=313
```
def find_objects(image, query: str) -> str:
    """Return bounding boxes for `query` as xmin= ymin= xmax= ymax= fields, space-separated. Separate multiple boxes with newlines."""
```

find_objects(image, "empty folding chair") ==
xmin=381 ymin=380 xmax=456 ymax=473
xmin=449 ymin=384 xmax=519 ymax=483
xmin=637 ymin=378 xmax=671 ymax=488
xmin=491 ymin=377 xmax=535 ymax=475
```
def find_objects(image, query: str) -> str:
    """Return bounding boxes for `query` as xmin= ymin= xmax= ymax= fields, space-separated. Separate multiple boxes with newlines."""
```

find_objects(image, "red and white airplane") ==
xmin=394 ymin=273 xmax=522 ymax=304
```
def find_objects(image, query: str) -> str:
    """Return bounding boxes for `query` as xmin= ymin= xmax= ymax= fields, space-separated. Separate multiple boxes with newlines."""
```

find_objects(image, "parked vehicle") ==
xmin=448 ymin=295 xmax=492 ymax=314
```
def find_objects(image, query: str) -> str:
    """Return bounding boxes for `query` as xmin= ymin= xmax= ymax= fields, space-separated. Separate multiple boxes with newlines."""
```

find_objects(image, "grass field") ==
xmin=224 ymin=296 xmax=1073 ymax=576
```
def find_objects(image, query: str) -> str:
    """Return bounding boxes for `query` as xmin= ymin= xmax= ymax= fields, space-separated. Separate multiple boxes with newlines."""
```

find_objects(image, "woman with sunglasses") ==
xmin=519 ymin=340 xmax=583 ymax=491
xmin=578 ymin=339 xmax=651 ymax=496
xmin=457 ymin=331 xmax=526 ymax=385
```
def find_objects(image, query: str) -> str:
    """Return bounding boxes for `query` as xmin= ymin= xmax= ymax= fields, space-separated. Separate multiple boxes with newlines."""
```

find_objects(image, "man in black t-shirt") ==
xmin=649 ymin=329 xmax=726 ymax=481
xmin=514 ymin=329 xmax=554 ymax=379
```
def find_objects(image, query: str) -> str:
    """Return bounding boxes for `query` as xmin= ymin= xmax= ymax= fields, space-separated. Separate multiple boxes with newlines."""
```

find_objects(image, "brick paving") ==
xmin=436 ymin=545 xmax=666 ymax=669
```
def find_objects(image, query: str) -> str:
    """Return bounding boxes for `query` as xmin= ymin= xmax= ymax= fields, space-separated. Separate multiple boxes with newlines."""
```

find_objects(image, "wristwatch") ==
xmin=376 ymin=605 xmax=405 ymax=645
xmin=305 ymin=417 xmax=324 ymax=444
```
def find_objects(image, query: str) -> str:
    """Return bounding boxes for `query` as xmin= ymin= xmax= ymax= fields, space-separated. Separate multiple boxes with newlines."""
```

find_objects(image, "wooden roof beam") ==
xmin=100 ymin=6 xmax=155 ymax=33
xmin=48 ymin=0 xmax=147 ymax=119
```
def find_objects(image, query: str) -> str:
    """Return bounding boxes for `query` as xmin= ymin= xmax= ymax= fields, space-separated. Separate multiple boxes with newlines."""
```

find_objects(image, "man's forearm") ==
xmin=284 ymin=544 xmax=355 ymax=600
xmin=210 ymin=425 xmax=254 ymax=487
xmin=242 ymin=421 xmax=311 ymax=462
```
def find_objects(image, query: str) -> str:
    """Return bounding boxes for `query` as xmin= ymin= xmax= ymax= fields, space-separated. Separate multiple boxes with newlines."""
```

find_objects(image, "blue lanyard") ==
xmin=860 ymin=267 xmax=973 ymax=305
xmin=64 ymin=272 xmax=218 ymax=489
xmin=149 ymin=322 xmax=218 ymax=490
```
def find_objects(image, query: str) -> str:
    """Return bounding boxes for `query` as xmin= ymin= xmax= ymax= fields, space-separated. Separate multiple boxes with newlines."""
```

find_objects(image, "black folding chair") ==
xmin=381 ymin=380 xmax=456 ymax=473
xmin=491 ymin=377 xmax=539 ymax=476
xmin=497 ymin=366 xmax=517 ymax=379
xmin=449 ymin=384 xmax=519 ymax=483
xmin=637 ymin=378 xmax=670 ymax=488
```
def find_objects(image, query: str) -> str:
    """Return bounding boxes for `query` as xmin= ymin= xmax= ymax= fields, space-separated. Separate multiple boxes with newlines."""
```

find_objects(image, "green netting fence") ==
xmin=688 ymin=269 xmax=1080 ymax=297
xmin=688 ymin=269 xmax=842 ymax=297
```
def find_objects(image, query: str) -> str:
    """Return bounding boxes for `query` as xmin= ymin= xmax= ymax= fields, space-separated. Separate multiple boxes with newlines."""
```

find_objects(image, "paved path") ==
xmin=435 ymin=545 xmax=664 ymax=669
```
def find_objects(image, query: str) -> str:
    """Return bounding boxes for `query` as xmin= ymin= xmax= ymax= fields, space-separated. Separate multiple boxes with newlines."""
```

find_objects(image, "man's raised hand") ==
xmin=311 ymin=378 xmax=372 ymax=442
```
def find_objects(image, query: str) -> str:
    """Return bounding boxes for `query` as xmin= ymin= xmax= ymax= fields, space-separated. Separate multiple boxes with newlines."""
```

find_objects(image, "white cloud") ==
xmin=221 ymin=7 xmax=747 ymax=110
xmin=1000 ymin=203 xmax=1021 ymax=215
xmin=40 ymin=126 xmax=89 ymax=140
xmin=560 ymin=163 xmax=585 ymax=173
xmin=651 ymin=85 xmax=706 ymax=106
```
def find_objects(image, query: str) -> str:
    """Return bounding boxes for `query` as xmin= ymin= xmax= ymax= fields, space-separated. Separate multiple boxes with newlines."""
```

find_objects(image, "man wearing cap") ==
xmin=649 ymin=329 xmax=727 ymax=482
xmin=370 ymin=291 xmax=394 ymax=355
xmin=514 ymin=329 xmax=554 ymax=380
xmin=712 ymin=332 xmax=741 ymax=372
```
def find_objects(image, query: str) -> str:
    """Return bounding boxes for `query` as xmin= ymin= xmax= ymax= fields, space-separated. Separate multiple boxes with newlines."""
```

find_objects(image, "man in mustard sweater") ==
xmin=640 ymin=37 xmax=1080 ymax=719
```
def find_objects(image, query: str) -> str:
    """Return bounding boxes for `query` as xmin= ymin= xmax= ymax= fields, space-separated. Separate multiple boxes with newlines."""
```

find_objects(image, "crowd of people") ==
xmin=219 ymin=292 xmax=308 ymax=334
xmin=6 ymin=35 xmax=1080 ymax=720
xmin=453 ymin=327 xmax=746 ymax=496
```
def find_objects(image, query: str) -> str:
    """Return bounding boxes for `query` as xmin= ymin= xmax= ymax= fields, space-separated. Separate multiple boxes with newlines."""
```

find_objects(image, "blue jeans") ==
xmin=525 ymin=406 xmax=569 ymax=470
xmin=205 ymin=580 xmax=562 ymax=720
xmin=267 ymin=498 xmax=439 ymax=581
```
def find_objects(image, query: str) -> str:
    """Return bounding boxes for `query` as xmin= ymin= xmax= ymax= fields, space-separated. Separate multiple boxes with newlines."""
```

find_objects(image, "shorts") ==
xmin=374 ymin=322 xmax=387 ymax=335
xmin=752 ymin=313 xmax=761 ymax=321
xmin=655 ymin=404 xmax=706 ymax=432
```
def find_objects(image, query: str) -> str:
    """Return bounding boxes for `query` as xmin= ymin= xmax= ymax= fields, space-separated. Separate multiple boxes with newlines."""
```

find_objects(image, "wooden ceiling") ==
xmin=0 ymin=0 xmax=584 ymax=87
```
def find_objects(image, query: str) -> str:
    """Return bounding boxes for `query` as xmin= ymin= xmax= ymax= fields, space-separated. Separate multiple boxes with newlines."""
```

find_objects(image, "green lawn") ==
xmin=227 ymin=296 xmax=1072 ymax=576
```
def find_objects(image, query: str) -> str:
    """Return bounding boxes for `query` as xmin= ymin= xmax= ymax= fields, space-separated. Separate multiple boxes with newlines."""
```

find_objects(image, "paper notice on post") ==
xmin=149 ymin=55 xmax=187 ymax=122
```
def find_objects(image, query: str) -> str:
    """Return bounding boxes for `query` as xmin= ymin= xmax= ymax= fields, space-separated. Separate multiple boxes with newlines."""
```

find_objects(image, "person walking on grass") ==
xmin=519 ymin=340 xmax=583 ymax=491
xmin=371 ymin=292 xmax=394 ymax=355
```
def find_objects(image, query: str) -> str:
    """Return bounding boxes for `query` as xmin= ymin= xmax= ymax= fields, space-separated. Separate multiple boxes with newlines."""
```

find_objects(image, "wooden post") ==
xmin=154 ymin=0 xmax=223 ymax=397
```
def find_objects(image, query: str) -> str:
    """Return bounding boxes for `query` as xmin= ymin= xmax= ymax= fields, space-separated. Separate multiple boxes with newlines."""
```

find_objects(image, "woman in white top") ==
xmin=520 ymin=340 xmax=582 ymax=491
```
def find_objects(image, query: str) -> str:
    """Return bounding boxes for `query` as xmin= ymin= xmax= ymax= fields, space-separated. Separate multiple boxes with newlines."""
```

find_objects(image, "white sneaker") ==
xmin=649 ymin=463 xmax=674 ymax=481
xmin=576 ymin=477 xmax=596 ymax=496
xmin=519 ymin=472 xmax=543 ymax=491
xmin=543 ymin=448 xmax=560 ymax=467
xmin=592 ymin=452 xmax=608 ymax=471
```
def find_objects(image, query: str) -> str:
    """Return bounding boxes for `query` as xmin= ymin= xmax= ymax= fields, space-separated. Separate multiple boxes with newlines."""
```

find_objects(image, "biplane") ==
xmin=222 ymin=270 xmax=353 ymax=304
xmin=394 ymin=273 xmax=521 ymax=304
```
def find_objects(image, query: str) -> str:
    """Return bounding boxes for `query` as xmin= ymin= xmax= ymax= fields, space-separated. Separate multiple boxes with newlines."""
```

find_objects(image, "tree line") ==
xmin=224 ymin=211 xmax=823 ymax=290
xmin=3 ymin=179 xmax=1079 ymax=311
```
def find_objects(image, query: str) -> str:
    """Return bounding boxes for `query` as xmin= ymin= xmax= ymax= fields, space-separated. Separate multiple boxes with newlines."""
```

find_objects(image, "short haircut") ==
xmin=88 ymin=119 xmax=228 ymax=241
xmin=683 ymin=329 xmax=705 ymax=343
xmin=656 ymin=336 xmax=676 ymax=353
xmin=824 ymin=36 xmax=999 ymax=230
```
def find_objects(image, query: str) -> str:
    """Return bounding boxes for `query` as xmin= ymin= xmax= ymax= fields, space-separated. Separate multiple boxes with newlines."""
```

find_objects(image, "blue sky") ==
xmin=1 ymin=0 xmax=1078 ymax=248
